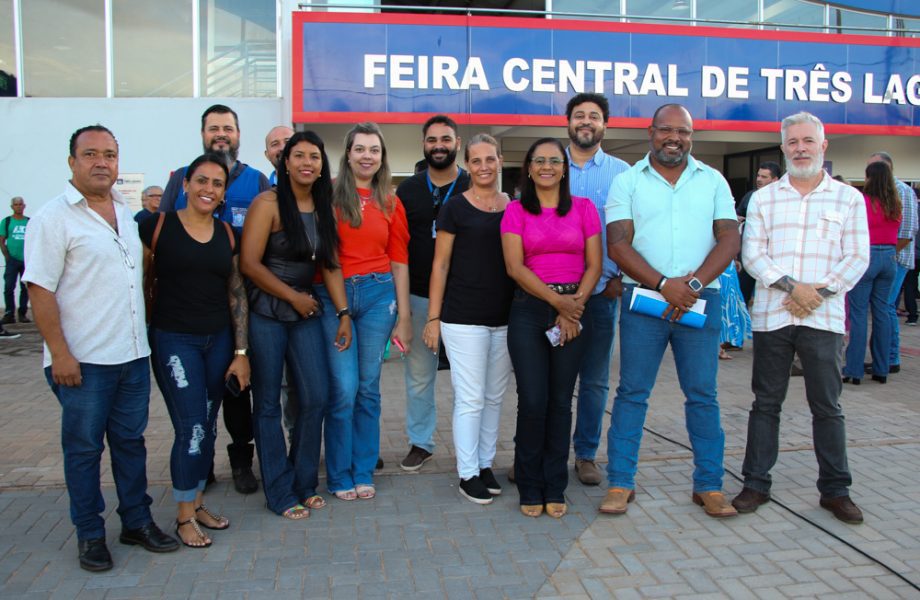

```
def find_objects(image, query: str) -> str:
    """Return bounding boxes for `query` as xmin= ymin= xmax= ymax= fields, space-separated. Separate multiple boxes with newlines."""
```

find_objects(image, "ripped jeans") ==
xmin=150 ymin=327 xmax=232 ymax=502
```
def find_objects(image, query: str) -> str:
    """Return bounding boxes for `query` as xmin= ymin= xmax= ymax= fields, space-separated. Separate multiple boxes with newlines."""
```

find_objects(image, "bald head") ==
xmin=265 ymin=125 xmax=295 ymax=170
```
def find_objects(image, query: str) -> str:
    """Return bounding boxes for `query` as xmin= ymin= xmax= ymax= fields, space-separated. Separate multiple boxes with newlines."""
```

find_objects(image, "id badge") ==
xmin=432 ymin=220 xmax=437 ymax=239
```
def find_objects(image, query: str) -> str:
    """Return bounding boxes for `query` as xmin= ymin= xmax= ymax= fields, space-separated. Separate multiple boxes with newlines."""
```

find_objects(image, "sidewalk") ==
xmin=1 ymin=318 xmax=919 ymax=599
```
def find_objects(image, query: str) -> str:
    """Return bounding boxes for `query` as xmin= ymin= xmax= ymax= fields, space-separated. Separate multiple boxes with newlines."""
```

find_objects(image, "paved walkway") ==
xmin=1 ymin=317 xmax=919 ymax=598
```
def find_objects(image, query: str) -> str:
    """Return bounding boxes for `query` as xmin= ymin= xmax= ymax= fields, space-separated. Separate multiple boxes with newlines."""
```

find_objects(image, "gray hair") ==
xmin=868 ymin=151 xmax=894 ymax=167
xmin=780 ymin=112 xmax=824 ymax=144
xmin=142 ymin=185 xmax=162 ymax=196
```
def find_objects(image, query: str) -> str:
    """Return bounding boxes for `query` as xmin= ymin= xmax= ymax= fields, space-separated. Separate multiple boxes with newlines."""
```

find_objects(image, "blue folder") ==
xmin=628 ymin=288 xmax=707 ymax=328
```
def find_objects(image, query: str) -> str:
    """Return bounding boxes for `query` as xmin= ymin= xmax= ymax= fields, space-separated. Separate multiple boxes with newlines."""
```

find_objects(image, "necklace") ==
xmin=305 ymin=213 xmax=317 ymax=261
xmin=472 ymin=190 xmax=502 ymax=212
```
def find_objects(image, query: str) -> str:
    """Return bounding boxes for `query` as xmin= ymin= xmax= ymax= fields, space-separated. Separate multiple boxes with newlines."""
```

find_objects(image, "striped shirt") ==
xmin=895 ymin=178 xmax=918 ymax=268
xmin=566 ymin=146 xmax=629 ymax=295
xmin=742 ymin=172 xmax=869 ymax=334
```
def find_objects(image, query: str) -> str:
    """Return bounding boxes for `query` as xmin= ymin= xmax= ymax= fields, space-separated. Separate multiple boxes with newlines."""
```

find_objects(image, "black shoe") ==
xmin=0 ymin=327 xmax=20 ymax=340
xmin=78 ymin=538 xmax=113 ymax=572
xmin=865 ymin=363 xmax=899 ymax=374
xmin=820 ymin=495 xmax=864 ymax=524
xmin=231 ymin=466 xmax=258 ymax=494
xmin=479 ymin=468 xmax=502 ymax=495
xmin=0 ymin=313 xmax=14 ymax=325
xmin=871 ymin=375 xmax=887 ymax=384
xmin=399 ymin=445 xmax=432 ymax=472
xmin=731 ymin=487 xmax=770 ymax=513
xmin=842 ymin=377 xmax=860 ymax=385
xmin=17 ymin=313 xmax=30 ymax=323
xmin=459 ymin=476 xmax=493 ymax=505
xmin=375 ymin=457 xmax=384 ymax=470
xmin=119 ymin=522 xmax=179 ymax=553
xmin=907 ymin=319 xmax=918 ymax=326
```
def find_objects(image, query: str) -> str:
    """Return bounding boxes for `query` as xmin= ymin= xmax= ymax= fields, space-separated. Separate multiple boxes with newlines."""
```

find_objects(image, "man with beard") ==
xmin=734 ymin=112 xmax=869 ymax=524
xmin=563 ymin=93 xmax=629 ymax=486
xmin=600 ymin=104 xmax=739 ymax=518
xmin=159 ymin=104 xmax=270 ymax=495
xmin=396 ymin=115 xmax=470 ymax=472
xmin=264 ymin=125 xmax=294 ymax=186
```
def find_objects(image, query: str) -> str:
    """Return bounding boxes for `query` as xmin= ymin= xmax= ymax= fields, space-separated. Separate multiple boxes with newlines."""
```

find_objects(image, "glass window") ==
xmin=626 ymin=0 xmax=692 ymax=25
xmin=696 ymin=0 xmax=758 ymax=28
xmin=552 ymin=0 xmax=622 ymax=21
xmin=894 ymin=17 xmax=920 ymax=38
xmin=113 ymin=0 xmax=193 ymax=97
xmin=762 ymin=0 xmax=825 ymax=33
xmin=830 ymin=7 xmax=888 ymax=36
xmin=0 ymin=0 xmax=15 ymax=96
xmin=22 ymin=0 xmax=105 ymax=97
xmin=200 ymin=0 xmax=277 ymax=97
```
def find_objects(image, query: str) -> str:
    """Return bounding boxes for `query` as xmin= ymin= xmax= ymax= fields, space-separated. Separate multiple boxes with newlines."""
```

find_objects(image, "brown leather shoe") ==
xmin=692 ymin=491 xmax=738 ymax=518
xmin=820 ymin=495 xmax=863 ymax=524
xmin=731 ymin=487 xmax=770 ymax=513
xmin=575 ymin=458 xmax=602 ymax=486
xmin=599 ymin=487 xmax=635 ymax=514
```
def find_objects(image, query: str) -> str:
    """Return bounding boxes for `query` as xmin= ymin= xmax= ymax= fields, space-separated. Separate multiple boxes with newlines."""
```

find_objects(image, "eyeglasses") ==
xmin=652 ymin=126 xmax=693 ymax=137
xmin=531 ymin=157 xmax=564 ymax=167
xmin=114 ymin=236 xmax=135 ymax=269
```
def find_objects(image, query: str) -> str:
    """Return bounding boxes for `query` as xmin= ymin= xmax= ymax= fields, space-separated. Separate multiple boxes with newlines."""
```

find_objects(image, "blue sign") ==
xmin=293 ymin=13 xmax=920 ymax=134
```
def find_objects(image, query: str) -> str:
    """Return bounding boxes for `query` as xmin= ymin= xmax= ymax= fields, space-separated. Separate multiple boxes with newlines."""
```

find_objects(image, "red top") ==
xmin=337 ymin=189 xmax=409 ymax=279
xmin=863 ymin=193 xmax=901 ymax=246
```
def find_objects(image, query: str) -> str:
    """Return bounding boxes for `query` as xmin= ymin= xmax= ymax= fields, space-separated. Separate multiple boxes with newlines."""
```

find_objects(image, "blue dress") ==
xmin=719 ymin=261 xmax=752 ymax=348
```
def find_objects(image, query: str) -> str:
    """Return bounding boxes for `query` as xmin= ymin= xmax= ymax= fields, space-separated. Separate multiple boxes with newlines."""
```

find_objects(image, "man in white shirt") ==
xmin=24 ymin=125 xmax=178 ymax=572
xmin=735 ymin=112 xmax=870 ymax=524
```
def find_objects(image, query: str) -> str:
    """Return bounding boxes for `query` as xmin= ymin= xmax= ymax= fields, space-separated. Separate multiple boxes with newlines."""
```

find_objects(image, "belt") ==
xmin=546 ymin=282 xmax=579 ymax=295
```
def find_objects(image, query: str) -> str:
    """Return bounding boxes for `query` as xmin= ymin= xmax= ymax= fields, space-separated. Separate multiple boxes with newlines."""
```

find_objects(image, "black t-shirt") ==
xmin=396 ymin=168 xmax=471 ymax=297
xmin=139 ymin=212 xmax=241 ymax=334
xmin=437 ymin=194 xmax=513 ymax=326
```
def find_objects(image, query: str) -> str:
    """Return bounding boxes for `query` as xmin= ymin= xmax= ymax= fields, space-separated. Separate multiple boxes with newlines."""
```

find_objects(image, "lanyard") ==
xmin=426 ymin=167 xmax=463 ymax=208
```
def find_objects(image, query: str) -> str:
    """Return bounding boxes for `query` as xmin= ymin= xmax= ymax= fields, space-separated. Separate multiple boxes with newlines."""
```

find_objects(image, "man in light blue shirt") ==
xmin=563 ymin=93 xmax=629 ymax=486
xmin=866 ymin=152 xmax=918 ymax=373
xmin=599 ymin=104 xmax=740 ymax=518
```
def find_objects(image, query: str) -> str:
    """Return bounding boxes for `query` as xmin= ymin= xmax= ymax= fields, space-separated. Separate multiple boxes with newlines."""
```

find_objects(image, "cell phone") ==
xmin=392 ymin=337 xmax=407 ymax=353
xmin=225 ymin=374 xmax=242 ymax=397
xmin=545 ymin=325 xmax=563 ymax=347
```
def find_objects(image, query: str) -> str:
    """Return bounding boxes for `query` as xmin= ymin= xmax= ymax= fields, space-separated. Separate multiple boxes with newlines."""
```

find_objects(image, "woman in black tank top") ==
xmin=240 ymin=131 xmax=351 ymax=519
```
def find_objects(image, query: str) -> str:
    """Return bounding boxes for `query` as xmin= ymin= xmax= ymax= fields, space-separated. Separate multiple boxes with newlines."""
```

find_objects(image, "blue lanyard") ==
xmin=426 ymin=167 xmax=463 ymax=207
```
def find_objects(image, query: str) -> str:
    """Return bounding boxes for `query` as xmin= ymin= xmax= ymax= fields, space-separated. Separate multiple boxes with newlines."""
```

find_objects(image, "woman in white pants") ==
xmin=422 ymin=134 xmax=514 ymax=504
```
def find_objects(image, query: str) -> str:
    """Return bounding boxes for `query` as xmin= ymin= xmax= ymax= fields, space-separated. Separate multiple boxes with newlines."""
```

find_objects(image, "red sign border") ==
xmin=292 ymin=11 xmax=920 ymax=135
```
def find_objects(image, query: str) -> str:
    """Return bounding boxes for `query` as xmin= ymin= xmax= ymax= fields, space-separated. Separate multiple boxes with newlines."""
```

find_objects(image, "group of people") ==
xmin=19 ymin=96 xmax=910 ymax=572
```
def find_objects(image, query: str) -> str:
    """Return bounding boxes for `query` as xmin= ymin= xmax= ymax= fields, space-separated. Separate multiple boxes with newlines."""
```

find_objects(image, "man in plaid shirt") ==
xmin=733 ymin=112 xmax=869 ymax=525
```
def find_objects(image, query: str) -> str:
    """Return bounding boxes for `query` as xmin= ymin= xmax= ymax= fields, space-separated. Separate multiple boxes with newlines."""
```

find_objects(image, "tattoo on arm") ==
xmin=607 ymin=220 xmax=632 ymax=246
xmin=770 ymin=275 xmax=797 ymax=294
xmin=228 ymin=256 xmax=249 ymax=349
xmin=712 ymin=219 xmax=737 ymax=237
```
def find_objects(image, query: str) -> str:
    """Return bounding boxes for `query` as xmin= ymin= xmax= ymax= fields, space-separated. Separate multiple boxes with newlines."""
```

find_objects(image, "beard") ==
xmin=204 ymin=140 xmax=239 ymax=165
xmin=568 ymin=124 xmax=603 ymax=150
xmin=424 ymin=147 xmax=457 ymax=170
xmin=652 ymin=145 xmax=687 ymax=167
xmin=785 ymin=152 xmax=824 ymax=179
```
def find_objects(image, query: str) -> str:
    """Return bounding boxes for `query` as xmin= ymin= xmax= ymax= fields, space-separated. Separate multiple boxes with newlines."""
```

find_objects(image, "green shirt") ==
xmin=1 ymin=216 xmax=29 ymax=261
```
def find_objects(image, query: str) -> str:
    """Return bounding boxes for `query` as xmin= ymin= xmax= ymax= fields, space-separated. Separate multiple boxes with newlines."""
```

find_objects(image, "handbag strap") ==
xmin=150 ymin=212 xmax=166 ymax=256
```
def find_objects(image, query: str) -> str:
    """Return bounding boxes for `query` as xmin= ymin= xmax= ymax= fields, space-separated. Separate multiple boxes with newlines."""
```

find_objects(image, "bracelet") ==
xmin=234 ymin=349 xmax=248 ymax=357
xmin=655 ymin=276 xmax=667 ymax=292
xmin=427 ymin=316 xmax=440 ymax=323
xmin=336 ymin=307 xmax=350 ymax=319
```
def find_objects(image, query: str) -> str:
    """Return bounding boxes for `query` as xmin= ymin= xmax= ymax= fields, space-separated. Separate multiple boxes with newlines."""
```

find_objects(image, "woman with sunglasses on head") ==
xmin=241 ymin=131 xmax=351 ymax=519
xmin=141 ymin=153 xmax=249 ymax=548
xmin=501 ymin=138 xmax=602 ymax=519
xmin=422 ymin=134 xmax=514 ymax=505
xmin=316 ymin=122 xmax=411 ymax=501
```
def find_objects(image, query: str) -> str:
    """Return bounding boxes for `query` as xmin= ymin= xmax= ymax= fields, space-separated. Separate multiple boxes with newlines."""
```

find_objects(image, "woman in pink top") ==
xmin=501 ymin=138 xmax=602 ymax=518
xmin=843 ymin=160 xmax=902 ymax=384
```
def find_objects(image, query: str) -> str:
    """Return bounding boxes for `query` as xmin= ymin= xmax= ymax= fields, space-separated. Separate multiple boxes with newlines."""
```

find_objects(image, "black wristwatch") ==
xmin=687 ymin=277 xmax=704 ymax=293
xmin=336 ymin=307 xmax=350 ymax=319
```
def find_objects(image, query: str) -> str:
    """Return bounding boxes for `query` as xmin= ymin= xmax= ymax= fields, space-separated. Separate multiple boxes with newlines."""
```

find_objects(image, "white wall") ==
xmin=0 ymin=97 xmax=285 ymax=215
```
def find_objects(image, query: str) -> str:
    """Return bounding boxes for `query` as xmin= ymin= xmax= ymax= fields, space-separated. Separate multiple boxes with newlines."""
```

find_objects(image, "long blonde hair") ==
xmin=333 ymin=122 xmax=393 ymax=227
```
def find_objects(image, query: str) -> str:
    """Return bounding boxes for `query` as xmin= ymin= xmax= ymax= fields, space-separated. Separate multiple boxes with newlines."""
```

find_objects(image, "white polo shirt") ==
xmin=23 ymin=182 xmax=150 ymax=368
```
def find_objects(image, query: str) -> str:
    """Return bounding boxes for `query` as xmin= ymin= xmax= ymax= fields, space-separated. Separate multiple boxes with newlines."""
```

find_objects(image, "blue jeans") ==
xmin=316 ymin=273 xmax=397 ymax=493
xmin=606 ymin=285 xmax=724 ymax=492
xmin=507 ymin=289 xmax=591 ymax=505
xmin=887 ymin=263 xmax=908 ymax=366
xmin=404 ymin=294 xmax=439 ymax=453
xmin=249 ymin=312 xmax=329 ymax=514
xmin=844 ymin=246 xmax=896 ymax=378
xmin=744 ymin=327 xmax=850 ymax=498
xmin=574 ymin=292 xmax=618 ymax=460
xmin=45 ymin=358 xmax=153 ymax=541
xmin=3 ymin=256 xmax=27 ymax=317
xmin=150 ymin=327 xmax=231 ymax=503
